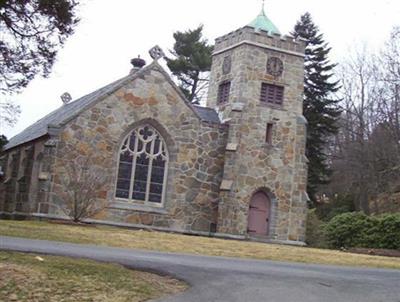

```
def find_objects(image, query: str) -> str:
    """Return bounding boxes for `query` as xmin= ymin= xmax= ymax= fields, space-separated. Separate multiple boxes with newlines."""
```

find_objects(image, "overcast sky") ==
xmin=2 ymin=0 xmax=400 ymax=138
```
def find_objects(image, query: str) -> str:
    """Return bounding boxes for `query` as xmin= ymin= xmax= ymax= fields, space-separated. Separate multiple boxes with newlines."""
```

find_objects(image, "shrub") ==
xmin=305 ymin=209 xmax=327 ymax=247
xmin=324 ymin=212 xmax=400 ymax=249
xmin=373 ymin=214 xmax=400 ymax=249
xmin=324 ymin=212 xmax=375 ymax=248
xmin=316 ymin=194 xmax=355 ymax=221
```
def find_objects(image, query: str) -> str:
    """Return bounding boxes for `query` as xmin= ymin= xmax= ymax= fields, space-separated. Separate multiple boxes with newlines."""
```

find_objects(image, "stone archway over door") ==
xmin=247 ymin=192 xmax=270 ymax=236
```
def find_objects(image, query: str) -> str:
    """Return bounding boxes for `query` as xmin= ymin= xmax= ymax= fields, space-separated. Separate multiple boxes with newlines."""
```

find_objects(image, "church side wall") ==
xmin=47 ymin=67 xmax=227 ymax=233
xmin=0 ymin=138 xmax=53 ymax=215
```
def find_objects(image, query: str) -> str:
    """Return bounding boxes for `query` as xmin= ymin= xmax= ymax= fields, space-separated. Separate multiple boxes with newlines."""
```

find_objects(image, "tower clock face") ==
xmin=266 ymin=57 xmax=283 ymax=77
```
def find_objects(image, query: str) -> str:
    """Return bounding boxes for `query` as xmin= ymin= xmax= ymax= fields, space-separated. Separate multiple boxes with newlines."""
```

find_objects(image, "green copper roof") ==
xmin=247 ymin=7 xmax=280 ymax=35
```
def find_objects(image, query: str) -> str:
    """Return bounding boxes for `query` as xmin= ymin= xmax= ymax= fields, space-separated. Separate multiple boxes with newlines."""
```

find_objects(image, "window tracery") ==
xmin=115 ymin=125 xmax=168 ymax=205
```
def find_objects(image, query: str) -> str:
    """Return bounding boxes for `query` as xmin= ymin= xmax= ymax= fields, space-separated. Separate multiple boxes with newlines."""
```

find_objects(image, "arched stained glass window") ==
xmin=115 ymin=125 xmax=168 ymax=205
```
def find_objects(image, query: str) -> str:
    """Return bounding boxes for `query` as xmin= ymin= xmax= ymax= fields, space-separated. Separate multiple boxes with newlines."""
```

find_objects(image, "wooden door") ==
xmin=247 ymin=192 xmax=270 ymax=236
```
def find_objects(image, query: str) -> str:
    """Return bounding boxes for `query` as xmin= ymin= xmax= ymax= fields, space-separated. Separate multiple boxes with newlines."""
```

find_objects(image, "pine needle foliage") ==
xmin=292 ymin=13 xmax=342 ymax=205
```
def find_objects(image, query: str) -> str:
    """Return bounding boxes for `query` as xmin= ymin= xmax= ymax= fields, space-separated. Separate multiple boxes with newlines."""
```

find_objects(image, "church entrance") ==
xmin=247 ymin=191 xmax=270 ymax=236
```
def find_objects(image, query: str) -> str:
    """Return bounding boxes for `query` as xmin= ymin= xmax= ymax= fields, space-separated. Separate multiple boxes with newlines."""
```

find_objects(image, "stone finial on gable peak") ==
xmin=149 ymin=45 xmax=166 ymax=61
xmin=60 ymin=92 xmax=72 ymax=105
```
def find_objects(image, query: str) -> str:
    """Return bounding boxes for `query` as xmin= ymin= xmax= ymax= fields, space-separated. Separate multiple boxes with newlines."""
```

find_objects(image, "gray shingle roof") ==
xmin=5 ymin=63 xmax=220 ymax=151
xmin=192 ymin=105 xmax=220 ymax=124
xmin=5 ymin=74 xmax=132 ymax=151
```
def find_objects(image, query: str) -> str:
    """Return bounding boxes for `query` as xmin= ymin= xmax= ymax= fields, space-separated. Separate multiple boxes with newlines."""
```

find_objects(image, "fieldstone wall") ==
xmin=46 ymin=64 xmax=227 ymax=233
xmin=0 ymin=151 xmax=18 ymax=212
xmin=208 ymin=28 xmax=308 ymax=242
xmin=0 ymin=139 xmax=49 ymax=215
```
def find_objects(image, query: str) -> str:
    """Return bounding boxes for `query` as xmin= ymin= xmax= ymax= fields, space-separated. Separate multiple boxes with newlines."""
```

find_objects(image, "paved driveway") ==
xmin=1 ymin=236 xmax=399 ymax=302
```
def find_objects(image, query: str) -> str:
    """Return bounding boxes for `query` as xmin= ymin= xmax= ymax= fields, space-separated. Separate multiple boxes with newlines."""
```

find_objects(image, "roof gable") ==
xmin=5 ymin=62 xmax=220 ymax=151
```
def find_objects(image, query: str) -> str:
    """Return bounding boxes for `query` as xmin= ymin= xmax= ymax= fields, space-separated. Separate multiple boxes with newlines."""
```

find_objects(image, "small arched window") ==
xmin=115 ymin=125 xmax=168 ymax=205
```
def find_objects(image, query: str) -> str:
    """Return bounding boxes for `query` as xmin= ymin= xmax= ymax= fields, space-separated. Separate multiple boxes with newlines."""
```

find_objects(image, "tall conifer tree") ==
xmin=292 ymin=13 xmax=341 ymax=204
xmin=1 ymin=0 xmax=79 ymax=94
xmin=165 ymin=25 xmax=213 ymax=104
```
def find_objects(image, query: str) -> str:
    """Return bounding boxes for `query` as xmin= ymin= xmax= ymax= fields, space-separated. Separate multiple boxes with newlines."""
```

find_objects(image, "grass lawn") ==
xmin=1 ymin=220 xmax=399 ymax=270
xmin=0 ymin=251 xmax=186 ymax=302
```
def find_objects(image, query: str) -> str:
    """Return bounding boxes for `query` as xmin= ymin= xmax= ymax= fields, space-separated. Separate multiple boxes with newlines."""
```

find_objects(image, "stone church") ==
xmin=0 ymin=8 xmax=309 ymax=244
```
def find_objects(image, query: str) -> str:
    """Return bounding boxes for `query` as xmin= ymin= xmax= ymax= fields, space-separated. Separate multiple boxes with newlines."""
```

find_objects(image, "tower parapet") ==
xmin=214 ymin=26 xmax=305 ymax=57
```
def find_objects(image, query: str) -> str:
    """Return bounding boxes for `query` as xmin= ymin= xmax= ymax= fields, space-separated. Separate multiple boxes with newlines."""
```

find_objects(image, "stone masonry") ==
xmin=207 ymin=26 xmax=308 ymax=242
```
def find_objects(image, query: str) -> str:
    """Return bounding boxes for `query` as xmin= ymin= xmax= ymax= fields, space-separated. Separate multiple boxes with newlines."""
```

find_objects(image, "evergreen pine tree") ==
xmin=165 ymin=25 xmax=213 ymax=104
xmin=1 ymin=0 xmax=79 ymax=94
xmin=292 ymin=13 xmax=341 ymax=205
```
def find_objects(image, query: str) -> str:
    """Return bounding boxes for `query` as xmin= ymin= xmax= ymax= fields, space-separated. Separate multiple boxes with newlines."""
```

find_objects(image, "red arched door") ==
xmin=247 ymin=191 xmax=270 ymax=236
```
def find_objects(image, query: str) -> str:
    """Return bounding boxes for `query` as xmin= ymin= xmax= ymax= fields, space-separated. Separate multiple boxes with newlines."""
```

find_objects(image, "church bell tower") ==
xmin=207 ymin=5 xmax=309 ymax=243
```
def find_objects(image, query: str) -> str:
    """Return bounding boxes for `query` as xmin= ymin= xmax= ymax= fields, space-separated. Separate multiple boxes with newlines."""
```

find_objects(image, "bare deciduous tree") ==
xmin=60 ymin=161 xmax=109 ymax=223
xmin=0 ymin=100 xmax=21 ymax=127
xmin=324 ymin=28 xmax=400 ymax=214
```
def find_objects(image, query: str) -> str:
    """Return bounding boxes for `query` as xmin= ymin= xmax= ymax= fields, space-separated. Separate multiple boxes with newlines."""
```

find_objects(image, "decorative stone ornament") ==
xmin=266 ymin=57 xmax=284 ymax=77
xmin=149 ymin=45 xmax=165 ymax=61
xmin=60 ymin=92 xmax=72 ymax=104
xmin=222 ymin=56 xmax=232 ymax=74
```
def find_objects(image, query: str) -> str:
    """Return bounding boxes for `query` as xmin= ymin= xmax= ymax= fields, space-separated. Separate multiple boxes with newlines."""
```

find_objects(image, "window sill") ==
xmin=109 ymin=201 xmax=168 ymax=215
xmin=257 ymin=103 xmax=286 ymax=111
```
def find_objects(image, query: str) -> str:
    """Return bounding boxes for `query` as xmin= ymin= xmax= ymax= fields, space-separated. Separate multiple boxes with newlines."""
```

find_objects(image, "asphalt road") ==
xmin=0 ymin=236 xmax=399 ymax=302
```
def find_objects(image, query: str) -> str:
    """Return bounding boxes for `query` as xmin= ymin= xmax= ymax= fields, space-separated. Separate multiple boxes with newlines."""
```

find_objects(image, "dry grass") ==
xmin=1 ymin=220 xmax=400 ymax=270
xmin=0 ymin=251 xmax=186 ymax=302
